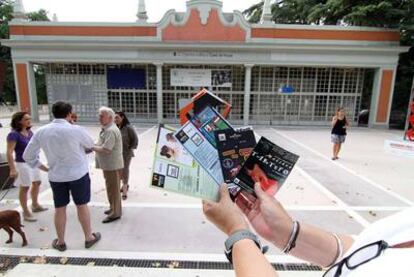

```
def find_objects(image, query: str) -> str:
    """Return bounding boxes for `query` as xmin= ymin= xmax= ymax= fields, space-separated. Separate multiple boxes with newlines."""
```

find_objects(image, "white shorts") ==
xmin=14 ymin=162 xmax=41 ymax=187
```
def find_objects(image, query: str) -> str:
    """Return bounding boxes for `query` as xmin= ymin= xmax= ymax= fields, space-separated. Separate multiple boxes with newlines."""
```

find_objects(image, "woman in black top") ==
xmin=331 ymin=107 xmax=349 ymax=160
xmin=114 ymin=111 xmax=138 ymax=200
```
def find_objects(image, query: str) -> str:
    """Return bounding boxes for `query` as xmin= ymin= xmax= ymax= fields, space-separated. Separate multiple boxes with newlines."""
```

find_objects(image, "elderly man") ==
xmin=93 ymin=107 xmax=124 ymax=223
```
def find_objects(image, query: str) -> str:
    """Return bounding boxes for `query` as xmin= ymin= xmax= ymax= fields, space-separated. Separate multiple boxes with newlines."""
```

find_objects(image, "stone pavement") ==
xmin=0 ymin=121 xmax=413 ymax=276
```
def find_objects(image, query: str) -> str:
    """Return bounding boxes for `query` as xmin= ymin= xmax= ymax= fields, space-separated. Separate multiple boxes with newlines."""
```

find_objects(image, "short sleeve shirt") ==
xmin=95 ymin=123 xmax=124 ymax=170
xmin=7 ymin=130 xmax=33 ymax=162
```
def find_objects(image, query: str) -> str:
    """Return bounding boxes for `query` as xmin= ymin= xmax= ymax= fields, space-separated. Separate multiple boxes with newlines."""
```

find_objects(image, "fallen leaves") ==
xmin=151 ymin=262 xmax=161 ymax=268
xmin=59 ymin=257 xmax=69 ymax=265
xmin=0 ymin=258 xmax=11 ymax=269
xmin=19 ymin=257 xmax=28 ymax=263
xmin=167 ymin=261 xmax=180 ymax=269
xmin=33 ymin=256 xmax=47 ymax=264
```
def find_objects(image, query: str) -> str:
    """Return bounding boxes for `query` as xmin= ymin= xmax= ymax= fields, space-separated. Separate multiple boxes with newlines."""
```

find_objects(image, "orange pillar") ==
xmin=14 ymin=63 xmax=31 ymax=113
xmin=375 ymin=69 xmax=395 ymax=125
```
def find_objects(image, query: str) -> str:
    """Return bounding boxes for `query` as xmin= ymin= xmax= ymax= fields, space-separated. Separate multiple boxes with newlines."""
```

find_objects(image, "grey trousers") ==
xmin=120 ymin=153 xmax=132 ymax=185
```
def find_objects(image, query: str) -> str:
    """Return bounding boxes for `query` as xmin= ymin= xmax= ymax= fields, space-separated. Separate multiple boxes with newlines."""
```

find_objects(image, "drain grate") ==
xmin=0 ymin=254 xmax=322 ymax=272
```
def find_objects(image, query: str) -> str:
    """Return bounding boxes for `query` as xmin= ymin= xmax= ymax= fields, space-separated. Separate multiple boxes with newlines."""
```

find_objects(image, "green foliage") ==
xmin=243 ymin=1 xmax=263 ymax=23
xmin=27 ymin=9 xmax=49 ymax=22
xmin=0 ymin=1 xmax=49 ymax=104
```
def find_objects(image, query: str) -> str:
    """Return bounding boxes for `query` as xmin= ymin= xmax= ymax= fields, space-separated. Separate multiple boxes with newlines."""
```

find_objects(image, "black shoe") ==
xmin=52 ymin=239 xmax=67 ymax=252
xmin=104 ymin=209 xmax=111 ymax=215
xmin=102 ymin=216 xmax=121 ymax=224
xmin=85 ymin=232 xmax=101 ymax=249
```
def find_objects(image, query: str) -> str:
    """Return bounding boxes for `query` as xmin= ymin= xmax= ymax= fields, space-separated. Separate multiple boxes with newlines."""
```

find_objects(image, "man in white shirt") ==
xmin=23 ymin=101 xmax=101 ymax=251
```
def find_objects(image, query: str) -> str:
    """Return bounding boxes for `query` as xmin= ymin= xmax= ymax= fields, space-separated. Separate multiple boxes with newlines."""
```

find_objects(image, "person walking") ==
xmin=331 ymin=107 xmax=349 ymax=160
xmin=94 ymin=107 xmax=123 ymax=223
xmin=6 ymin=112 xmax=48 ymax=222
xmin=23 ymin=101 xmax=101 ymax=251
xmin=114 ymin=111 xmax=138 ymax=200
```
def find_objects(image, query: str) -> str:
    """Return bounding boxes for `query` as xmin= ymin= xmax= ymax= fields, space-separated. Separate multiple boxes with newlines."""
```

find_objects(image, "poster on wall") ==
xmin=170 ymin=69 xmax=232 ymax=87
xmin=404 ymin=78 xmax=414 ymax=141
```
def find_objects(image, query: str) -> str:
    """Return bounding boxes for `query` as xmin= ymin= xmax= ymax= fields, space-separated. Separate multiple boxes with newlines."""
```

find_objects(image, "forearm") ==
xmin=38 ymin=164 xmax=49 ymax=172
xmin=6 ymin=152 xmax=16 ymax=171
xmin=22 ymin=154 xmax=43 ymax=169
xmin=233 ymin=239 xmax=277 ymax=277
xmin=273 ymin=222 xmax=354 ymax=267
xmin=92 ymin=146 xmax=111 ymax=154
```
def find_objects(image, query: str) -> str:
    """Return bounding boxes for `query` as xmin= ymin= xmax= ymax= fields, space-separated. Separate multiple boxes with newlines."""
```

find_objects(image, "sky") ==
xmin=23 ymin=0 xmax=261 ymax=23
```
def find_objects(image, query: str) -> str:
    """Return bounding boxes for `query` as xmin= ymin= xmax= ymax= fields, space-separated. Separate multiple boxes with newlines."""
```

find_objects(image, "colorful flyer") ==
xmin=150 ymin=124 xmax=219 ymax=201
xmin=215 ymin=128 xmax=256 ymax=184
xmin=189 ymin=105 xmax=233 ymax=147
xmin=175 ymin=120 xmax=225 ymax=186
xmin=233 ymin=136 xmax=299 ymax=196
xmin=179 ymin=88 xmax=231 ymax=125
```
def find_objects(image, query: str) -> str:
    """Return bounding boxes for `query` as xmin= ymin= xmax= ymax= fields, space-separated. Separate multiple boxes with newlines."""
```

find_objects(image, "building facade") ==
xmin=3 ymin=0 xmax=408 ymax=127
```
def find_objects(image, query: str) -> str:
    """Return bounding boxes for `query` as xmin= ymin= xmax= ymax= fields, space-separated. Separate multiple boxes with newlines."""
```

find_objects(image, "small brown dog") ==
xmin=0 ymin=210 xmax=27 ymax=246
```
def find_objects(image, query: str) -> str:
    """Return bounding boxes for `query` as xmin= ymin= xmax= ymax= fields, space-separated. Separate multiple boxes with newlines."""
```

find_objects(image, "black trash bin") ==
xmin=0 ymin=153 xmax=14 ymax=190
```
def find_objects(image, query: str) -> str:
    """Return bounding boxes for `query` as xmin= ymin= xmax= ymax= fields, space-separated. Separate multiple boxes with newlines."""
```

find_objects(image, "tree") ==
xmin=0 ymin=1 xmax=49 ymax=104
xmin=243 ymin=0 xmax=414 ymax=128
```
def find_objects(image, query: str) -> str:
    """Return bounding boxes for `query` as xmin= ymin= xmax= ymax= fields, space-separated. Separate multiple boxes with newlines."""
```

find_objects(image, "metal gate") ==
xmin=46 ymin=63 xmax=158 ymax=122
xmin=46 ymin=64 xmax=107 ymax=121
xmin=249 ymin=66 xmax=364 ymax=125
xmin=161 ymin=64 xmax=245 ymax=124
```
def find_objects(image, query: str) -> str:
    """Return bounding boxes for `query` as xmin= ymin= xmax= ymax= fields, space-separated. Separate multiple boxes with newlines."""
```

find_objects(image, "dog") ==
xmin=0 ymin=210 xmax=28 ymax=247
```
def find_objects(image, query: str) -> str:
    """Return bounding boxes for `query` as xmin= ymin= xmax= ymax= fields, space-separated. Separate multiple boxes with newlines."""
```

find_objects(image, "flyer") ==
xmin=150 ymin=124 xmax=219 ymax=201
xmin=189 ymin=105 xmax=233 ymax=147
xmin=215 ymin=128 xmax=256 ymax=184
xmin=233 ymin=136 xmax=299 ymax=197
xmin=179 ymin=88 xmax=231 ymax=125
xmin=175 ymin=120 xmax=225 ymax=186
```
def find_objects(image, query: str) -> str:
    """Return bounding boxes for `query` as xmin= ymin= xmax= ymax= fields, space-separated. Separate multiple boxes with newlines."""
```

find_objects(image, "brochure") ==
xmin=233 ymin=136 xmax=299 ymax=197
xmin=150 ymin=124 xmax=219 ymax=201
xmin=175 ymin=120 xmax=224 ymax=186
xmin=189 ymin=105 xmax=233 ymax=147
xmin=215 ymin=128 xmax=257 ymax=184
xmin=179 ymin=88 xmax=231 ymax=125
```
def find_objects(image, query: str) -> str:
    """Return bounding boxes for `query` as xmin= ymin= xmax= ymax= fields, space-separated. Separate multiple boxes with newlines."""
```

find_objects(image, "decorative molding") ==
xmin=157 ymin=0 xmax=251 ymax=41
xmin=197 ymin=5 xmax=212 ymax=25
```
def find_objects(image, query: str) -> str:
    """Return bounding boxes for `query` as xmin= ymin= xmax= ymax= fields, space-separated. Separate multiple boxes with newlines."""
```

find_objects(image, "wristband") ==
xmin=224 ymin=230 xmax=268 ymax=264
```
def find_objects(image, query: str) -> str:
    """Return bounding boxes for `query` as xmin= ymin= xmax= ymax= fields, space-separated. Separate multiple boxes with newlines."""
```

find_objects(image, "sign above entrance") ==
xmin=170 ymin=68 xmax=232 ymax=87
xmin=172 ymin=51 xmax=235 ymax=59
xmin=279 ymin=85 xmax=295 ymax=94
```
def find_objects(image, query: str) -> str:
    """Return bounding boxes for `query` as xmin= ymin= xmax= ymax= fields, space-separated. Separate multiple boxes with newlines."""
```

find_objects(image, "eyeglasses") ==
xmin=323 ymin=240 xmax=389 ymax=277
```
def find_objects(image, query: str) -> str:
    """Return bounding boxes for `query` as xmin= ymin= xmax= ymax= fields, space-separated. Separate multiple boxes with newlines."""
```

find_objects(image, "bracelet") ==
xmin=326 ymin=233 xmax=344 ymax=267
xmin=282 ymin=221 xmax=300 ymax=254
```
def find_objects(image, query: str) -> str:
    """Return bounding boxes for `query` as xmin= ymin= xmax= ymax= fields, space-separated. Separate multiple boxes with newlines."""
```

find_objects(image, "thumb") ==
xmin=254 ymin=182 xmax=269 ymax=201
xmin=219 ymin=184 xmax=231 ymax=202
